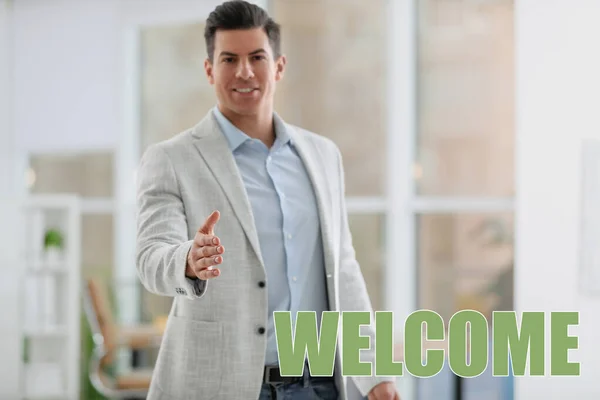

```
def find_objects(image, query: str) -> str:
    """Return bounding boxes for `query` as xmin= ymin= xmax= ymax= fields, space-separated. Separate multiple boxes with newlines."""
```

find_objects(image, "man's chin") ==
xmin=226 ymin=103 xmax=263 ymax=116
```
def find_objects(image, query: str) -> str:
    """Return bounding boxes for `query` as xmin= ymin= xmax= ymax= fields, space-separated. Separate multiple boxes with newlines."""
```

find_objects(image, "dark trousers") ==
xmin=259 ymin=366 xmax=339 ymax=400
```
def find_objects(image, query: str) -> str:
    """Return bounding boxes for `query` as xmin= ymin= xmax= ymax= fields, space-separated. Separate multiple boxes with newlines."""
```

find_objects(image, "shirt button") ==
xmin=292 ymin=276 xmax=297 ymax=282
xmin=266 ymin=156 xmax=272 ymax=163
xmin=287 ymin=234 xmax=292 ymax=240
xmin=258 ymin=281 xmax=266 ymax=288
xmin=257 ymin=327 xmax=266 ymax=335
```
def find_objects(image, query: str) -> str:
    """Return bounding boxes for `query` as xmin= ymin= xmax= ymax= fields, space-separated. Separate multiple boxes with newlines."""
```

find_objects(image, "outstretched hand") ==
xmin=367 ymin=382 xmax=400 ymax=400
xmin=186 ymin=210 xmax=225 ymax=280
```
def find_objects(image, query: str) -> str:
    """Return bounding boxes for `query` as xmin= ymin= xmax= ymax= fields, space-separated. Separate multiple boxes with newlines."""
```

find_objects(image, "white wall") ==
xmin=0 ymin=0 xmax=22 ymax=397
xmin=13 ymin=0 xmax=119 ymax=153
xmin=515 ymin=0 xmax=600 ymax=399
xmin=0 ymin=0 xmax=14 ymax=188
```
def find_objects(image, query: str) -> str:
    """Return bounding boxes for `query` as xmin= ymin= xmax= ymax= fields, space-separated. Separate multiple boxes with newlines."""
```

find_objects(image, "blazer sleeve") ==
xmin=135 ymin=144 xmax=207 ymax=300
xmin=334 ymin=147 xmax=397 ymax=396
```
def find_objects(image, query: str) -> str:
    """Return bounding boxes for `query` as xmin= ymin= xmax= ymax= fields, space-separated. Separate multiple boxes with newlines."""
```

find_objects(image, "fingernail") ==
xmin=213 ymin=270 xmax=218 ymax=275
xmin=214 ymin=256 xmax=220 ymax=263
xmin=213 ymin=238 xmax=218 ymax=245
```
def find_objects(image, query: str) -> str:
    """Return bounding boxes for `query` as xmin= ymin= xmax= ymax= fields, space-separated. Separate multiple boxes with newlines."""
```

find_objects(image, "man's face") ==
xmin=205 ymin=27 xmax=286 ymax=117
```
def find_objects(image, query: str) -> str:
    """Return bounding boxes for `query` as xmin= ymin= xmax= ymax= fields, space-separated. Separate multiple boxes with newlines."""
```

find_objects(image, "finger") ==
xmin=394 ymin=392 xmax=401 ymax=400
xmin=195 ymin=255 xmax=223 ymax=270
xmin=198 ymin=210 xmax=220 ymax=235
xmin=195 ymin=235 xmax=220 ymax=247
xmin=196 ymin=245 xmax=225 ymax=259
xmin=196 ymin=267 xmax=221 ymax=280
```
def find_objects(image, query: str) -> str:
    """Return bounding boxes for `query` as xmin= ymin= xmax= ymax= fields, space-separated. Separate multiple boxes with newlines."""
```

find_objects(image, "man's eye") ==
xmin=223 ymin=58 xmax=234 ymax=63
xmin=253 ymin=55 xmax=265 ymax=61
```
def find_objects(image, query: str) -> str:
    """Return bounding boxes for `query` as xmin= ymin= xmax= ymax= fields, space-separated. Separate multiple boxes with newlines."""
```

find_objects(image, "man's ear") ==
xmin=204 ymin=58 xmax=215 ymax=85
xmin=275 ymin=55 xmax=287 ymax=81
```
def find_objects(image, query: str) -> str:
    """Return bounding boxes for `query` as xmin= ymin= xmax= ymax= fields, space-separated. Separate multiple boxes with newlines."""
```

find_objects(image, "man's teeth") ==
xmin=235 ymin=88 xmax=254 ymax=93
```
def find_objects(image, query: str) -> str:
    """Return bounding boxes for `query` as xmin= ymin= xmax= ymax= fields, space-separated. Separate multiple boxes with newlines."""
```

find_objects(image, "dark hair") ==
xmin=205 ymin=1 xmax=281 ymax=62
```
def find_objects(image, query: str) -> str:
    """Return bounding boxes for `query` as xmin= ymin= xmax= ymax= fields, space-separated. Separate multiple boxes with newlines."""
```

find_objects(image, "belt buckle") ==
xmin=264 ymin=365 xmax=278 ymax=384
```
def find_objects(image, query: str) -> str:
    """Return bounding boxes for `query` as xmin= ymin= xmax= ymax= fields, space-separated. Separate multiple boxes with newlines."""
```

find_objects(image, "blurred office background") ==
xmin=1 ymin=0 xmax=599 ymax=399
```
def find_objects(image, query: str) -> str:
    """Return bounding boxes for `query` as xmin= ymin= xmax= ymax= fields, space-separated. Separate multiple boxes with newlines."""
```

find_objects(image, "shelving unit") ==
xmin=18 ymin=195 xmax=81 ymax=400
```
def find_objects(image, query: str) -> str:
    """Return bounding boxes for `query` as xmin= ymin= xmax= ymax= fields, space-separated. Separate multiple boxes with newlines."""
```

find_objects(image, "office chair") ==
xmin=82 ymin=278 xmax=163 ymax=399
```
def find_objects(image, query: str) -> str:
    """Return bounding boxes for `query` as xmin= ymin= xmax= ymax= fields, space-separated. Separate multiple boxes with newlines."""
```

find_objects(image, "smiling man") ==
xmin=135 ymin=1 xmax=400 ymax=399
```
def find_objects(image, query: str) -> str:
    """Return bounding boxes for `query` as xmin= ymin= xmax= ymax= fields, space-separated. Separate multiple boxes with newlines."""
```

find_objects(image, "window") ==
xmin=417 ymin=213 xmax=513 ymax=323
xmin=415 ymin=0 xmax=515 ymax=197
xmin=139 ymin=22 xmax=214 ymax=153
xmin=272 ymin=0 xmax=388 ymax=197
xmin=29 ymin=153 xmax=114 ymax=198
xmin=413 ymin=1 xmax=515 ymax=399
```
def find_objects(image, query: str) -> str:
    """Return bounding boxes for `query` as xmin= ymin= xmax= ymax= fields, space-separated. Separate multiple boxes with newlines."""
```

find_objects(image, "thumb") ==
xmin=199 ymin=210 xmax=220 ymax=235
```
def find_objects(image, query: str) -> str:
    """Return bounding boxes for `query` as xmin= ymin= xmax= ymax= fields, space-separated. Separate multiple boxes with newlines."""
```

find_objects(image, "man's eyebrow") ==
xmin=218 ymin=49 xmax=266 ymax=58
xmin=249 ymin=48 xmax=267 ymax=55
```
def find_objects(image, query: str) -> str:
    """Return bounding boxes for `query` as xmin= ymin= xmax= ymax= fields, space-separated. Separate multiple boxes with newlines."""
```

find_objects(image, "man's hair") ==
xmin=205 ymin=0 xmax=281 ymax=62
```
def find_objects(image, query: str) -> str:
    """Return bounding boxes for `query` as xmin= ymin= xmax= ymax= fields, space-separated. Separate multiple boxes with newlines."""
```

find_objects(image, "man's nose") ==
xmin=235 ymin=60 xmax=254 ymax=80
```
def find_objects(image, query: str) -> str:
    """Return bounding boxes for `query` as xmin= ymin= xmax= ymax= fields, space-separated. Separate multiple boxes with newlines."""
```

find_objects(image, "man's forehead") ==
xmin=214 ymin=28 xmax=269 ymax=49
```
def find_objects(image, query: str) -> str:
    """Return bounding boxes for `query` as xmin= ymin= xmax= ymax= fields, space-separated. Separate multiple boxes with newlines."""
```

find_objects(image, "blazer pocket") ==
xmin=154 ymin=316 xmax=223 ymax=399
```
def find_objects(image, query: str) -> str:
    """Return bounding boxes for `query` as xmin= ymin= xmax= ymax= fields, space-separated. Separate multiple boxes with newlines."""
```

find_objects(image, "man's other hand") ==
xmin=186 ymin=210 xmax=225 ymax=280
xmin=367 ymin=382 xmax=400 ymax=400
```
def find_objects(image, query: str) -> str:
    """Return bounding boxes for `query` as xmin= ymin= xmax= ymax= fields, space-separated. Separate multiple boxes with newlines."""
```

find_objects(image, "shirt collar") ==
xmin=212 ymin=106 xmax=249 ymax=151
xmin=212 ymin=106 xmax=292 ymax=152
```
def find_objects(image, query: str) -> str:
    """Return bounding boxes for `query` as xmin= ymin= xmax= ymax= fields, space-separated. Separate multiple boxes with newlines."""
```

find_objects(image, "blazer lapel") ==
xmin=280 ymin=116 xmax=336 ymax=276
xmin=190 ymin=112 xmax=265 ymax=268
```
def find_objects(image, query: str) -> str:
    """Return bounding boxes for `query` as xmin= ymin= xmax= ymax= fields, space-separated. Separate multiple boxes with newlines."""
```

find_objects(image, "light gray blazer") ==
xmin=135 ymin=110 xmax=394 ymax=400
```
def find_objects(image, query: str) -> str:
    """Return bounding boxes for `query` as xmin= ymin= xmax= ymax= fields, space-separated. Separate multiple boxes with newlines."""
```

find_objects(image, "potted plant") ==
xmin=40 ymin=228 xmax=65 ymax=327
xmin=43 ymin=228 xmax=64 ymax=263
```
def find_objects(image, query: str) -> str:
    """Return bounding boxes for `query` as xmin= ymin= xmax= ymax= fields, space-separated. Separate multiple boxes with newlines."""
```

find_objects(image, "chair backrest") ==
xmin=83 ymin=278 xmax=118 ymax=365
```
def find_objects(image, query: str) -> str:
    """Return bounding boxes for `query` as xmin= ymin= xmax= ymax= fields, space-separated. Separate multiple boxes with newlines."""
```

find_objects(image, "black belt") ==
xmin=263 ymin=365 xmax=302 ymax=384
xmin=262 ymin=365 xmax=334 ymax=385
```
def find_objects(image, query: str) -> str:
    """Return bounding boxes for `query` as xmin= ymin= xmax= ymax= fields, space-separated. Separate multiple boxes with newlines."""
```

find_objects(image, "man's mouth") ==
xmin=233 ymin=88 xmax=257 ymax=93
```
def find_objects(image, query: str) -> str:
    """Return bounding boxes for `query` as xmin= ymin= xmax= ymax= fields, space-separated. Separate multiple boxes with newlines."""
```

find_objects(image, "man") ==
xmin=136 ymin=1 xmax=400 ymax=399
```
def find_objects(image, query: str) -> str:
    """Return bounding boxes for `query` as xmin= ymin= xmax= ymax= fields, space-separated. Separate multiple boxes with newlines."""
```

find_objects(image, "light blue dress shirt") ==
xmin=212 ymin=106 xmax=329 ymax=366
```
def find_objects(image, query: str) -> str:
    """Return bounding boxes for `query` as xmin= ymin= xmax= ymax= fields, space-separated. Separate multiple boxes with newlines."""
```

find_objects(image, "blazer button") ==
xmin=257 ymin=327 xmax=266 ymax=335
xmin=258 ymin=281 xmax=265 ymax=288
